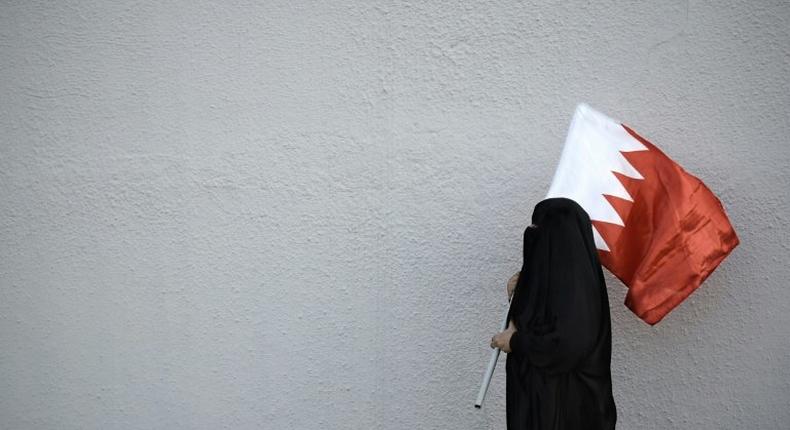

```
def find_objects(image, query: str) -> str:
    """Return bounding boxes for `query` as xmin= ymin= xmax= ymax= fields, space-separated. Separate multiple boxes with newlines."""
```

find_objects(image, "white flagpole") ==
xmin=474 ymin=295 xmax=514 ymax=408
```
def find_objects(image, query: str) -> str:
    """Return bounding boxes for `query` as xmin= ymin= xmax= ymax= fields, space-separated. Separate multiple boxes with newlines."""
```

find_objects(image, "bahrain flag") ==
xmin=545 ymin=103 xmax=739 ymax=325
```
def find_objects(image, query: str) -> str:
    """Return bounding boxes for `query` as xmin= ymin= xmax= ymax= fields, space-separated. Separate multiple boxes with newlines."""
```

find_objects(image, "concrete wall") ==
xmin=1 ymin=1 xmax=788 ymax=428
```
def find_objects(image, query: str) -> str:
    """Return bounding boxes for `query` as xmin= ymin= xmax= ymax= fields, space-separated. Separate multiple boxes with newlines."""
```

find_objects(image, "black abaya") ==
xmin=505 ymin=197 xmax=617 ymax=429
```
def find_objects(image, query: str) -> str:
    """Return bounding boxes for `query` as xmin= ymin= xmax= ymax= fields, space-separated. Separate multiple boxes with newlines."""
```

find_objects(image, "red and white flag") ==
xmin=546 ymin=103 xmax=740 ymax=325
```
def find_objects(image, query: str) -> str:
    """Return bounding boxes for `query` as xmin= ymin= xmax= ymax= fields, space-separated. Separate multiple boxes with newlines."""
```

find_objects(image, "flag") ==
xmin=545 ymin=103 xmax=740 ymax=325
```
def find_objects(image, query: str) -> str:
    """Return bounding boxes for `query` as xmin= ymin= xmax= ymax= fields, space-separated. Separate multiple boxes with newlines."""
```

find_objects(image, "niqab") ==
xmin=505 ymin=197 xmax=617 ymax=429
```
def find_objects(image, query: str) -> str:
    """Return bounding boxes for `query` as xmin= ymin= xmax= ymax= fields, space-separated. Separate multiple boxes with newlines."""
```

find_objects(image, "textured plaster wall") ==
xmin=1 ymin=1 xmax=788 ymax=429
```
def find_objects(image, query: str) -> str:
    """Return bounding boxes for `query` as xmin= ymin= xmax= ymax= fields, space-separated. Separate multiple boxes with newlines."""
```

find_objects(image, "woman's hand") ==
xmin=507 ymin=271 xmax=520 ymax=300
xmin=490 ymin=319 xmax=518 ymax=353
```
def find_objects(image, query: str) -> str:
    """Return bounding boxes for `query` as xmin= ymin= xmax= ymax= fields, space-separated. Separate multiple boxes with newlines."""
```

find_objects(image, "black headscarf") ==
xmin=505 ymin=197 xmax=617 ymax=429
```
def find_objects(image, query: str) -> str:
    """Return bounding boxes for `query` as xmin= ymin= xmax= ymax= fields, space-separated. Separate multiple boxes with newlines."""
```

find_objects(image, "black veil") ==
xmin=505 ymin=197 xmax=616 ymax=429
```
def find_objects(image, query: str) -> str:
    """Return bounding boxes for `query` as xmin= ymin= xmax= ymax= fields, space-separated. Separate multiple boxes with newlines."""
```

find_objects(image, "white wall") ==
xmin=1 ymin=1 xmax=788 ymax=429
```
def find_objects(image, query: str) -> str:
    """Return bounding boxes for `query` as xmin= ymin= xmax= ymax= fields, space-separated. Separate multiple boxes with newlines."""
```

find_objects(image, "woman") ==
xmin=490 ymin=197 xmax=617 ymax=429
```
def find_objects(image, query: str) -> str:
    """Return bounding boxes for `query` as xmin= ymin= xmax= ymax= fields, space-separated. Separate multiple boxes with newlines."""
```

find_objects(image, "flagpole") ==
xmin=474 ymin=294 xmax=514 ymax=409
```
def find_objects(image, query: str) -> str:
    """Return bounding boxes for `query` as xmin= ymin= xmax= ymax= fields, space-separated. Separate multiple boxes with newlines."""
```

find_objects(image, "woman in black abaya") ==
xmin=490 ymin=197 xmax=617 ymax=429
